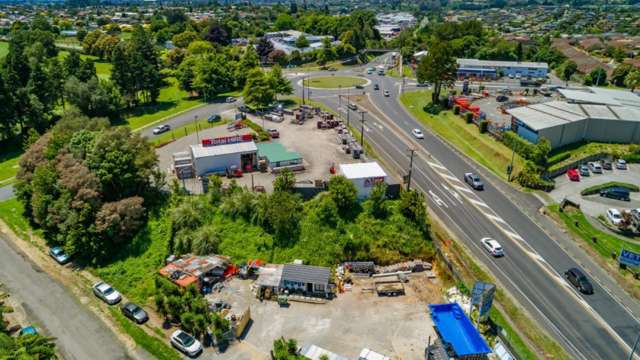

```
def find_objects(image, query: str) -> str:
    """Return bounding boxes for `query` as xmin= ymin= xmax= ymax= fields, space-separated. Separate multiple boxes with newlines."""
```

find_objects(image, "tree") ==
xmin=64 ymin=77 xmax=121 ymax=118
xmin=235 ymin=45 xmax=260 ymax=87
xmin=416 ymin=41 xmax=457 ymax=103
xmin=95 ymin=196 xmax=145 ymax=244
xmin=172 ymin=31 xmax=199 ymax=48
xmin=273 ymin=168 xmax=296 ymax=192
xmin=272 ymin=337 xmax=304 ymax=360
xmin=399 ymin=189 xmax=429 ymax=233
xmin=584 ymin=67 xmax=607 ymax=86
xmin=295 ymin=35 xmax=310 ymax=49
xmin=204 ymin=23 xmax=230 ymax=46
xmin=532 ymin=137 xmax=551 ymax=170
xmin=611 ymin=64 xmax=634 ymax=87
xmin=82 ymin=30 xmax=103 ymax=54
xmin=328 ymin=175 xmax=357 ymax=214
xmin=559 ymin=60 xmax=577 ymax=85
xmin=274 ymin=13 xmax=295 ymax=31
xmin=177 ymin=56 xmax=198 ymax=95
xmin=243 ymin=68 xmax=275 ymax=109
xmin=268 ymin=50 xmax=288 ymax=66
xmin=625 ymin=70 xmax=640 ymax=91
xmin=256 ymin=36 xmax=274 ymax=60
xmin=269 ymin=65 xmax=293 ymax=98
xmin=93 ymin=34 xmax=119 ymax=59
xmin=187 ymin=40 xmax=214 ymax=55
xmin=192 ymin=54 xmax=234 ymax=101
xmin=369 ymin=183 xmax=388 ymax=219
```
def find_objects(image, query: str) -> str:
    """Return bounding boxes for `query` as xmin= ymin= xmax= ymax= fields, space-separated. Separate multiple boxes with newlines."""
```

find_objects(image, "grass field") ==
xmin=0 ymin=150 xmax=21 ymax=186
xmin=305 ymin=75 xmax=367 ymax=89
xmin=57 ymin=50 xmax=113 ymax=79
xmin=400 ymin=90 xmax=525 ymax=181
xmin=0 ymin=41 xmax=8 ymax=59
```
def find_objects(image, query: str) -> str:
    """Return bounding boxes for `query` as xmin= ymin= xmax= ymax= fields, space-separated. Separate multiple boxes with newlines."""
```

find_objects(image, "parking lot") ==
xmin=474 ymin=93 xmax=548 ymax=127
xmin=208 ymin=276 xmax=438 ymax=360
xmin=549 ymin=163 xmax=640 ymax=218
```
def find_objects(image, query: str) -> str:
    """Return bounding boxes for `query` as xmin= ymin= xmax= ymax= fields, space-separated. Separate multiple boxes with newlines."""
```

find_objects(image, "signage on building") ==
xmin=202 ymin=134 xmax=253 ymax=147
xmin=620 ymin=248 xmax=640 ymax=267
xmin=364 ymin=177 xmax=385 ymax=187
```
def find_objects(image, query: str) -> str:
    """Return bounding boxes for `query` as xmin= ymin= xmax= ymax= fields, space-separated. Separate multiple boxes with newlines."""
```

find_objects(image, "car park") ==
xmin=226 ymin=96 xmax=236 ymax=103
xmin=588 ymin=162 xmax=603 ymax=174
xmin=152 ymin=124 xmax=171 ymax=135
xmin=411 ymin=129 xmax=424 ymax=139
xmin=481 ymin=237 xmax=504 ymax=257
xmin=49 ymin=246 xmax=71 ymax=265
xmin=207 ymin=114 xmax=221 ymax=123
xmin=616 ymin=159 xmax=627 ymax=170
xmin=600 ymin=186 xmax=630 ymax=201
xmin=121 ymin=302 xmax=149 ymax=324
xmin=579 ymin=165 xmax=590 ymax=177
xmin=602 ymin=161 xmax=612 ymax=170
xmin=267 ymin=129 xmax=280 ymax=138
xmin=564 ymin=268 xmax=593 ymax=294
xmin=373 ymin=84 xmax=379 ymax=90
xmin=383 ymin=90 xmax=390 ymax=97
xmin=606 ymin=208 xmax=623 ymax=226
xmin=170 ymin=330 xmax=202 ymax=357
xmin=92 ymin=282 xmax=122 ymax=305
xmin=464 ymin=172 xmax=484 ymax=190
xmin=567 ymin=168 xmax=580 ymax=181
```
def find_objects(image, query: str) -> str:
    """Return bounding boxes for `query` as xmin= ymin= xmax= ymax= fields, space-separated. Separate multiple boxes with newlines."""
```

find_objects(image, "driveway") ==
xmin=0 ymin=232 xmax=134 ymax=360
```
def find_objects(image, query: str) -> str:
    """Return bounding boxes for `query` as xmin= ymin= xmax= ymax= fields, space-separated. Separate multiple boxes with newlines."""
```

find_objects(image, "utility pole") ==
xmin=301 ymin=76 xmax=306 ymax=105
xmin=402 ymin=75 xmax=406 ymax=94
xmin=407 ymin=148 xmax=416 ymax=191
xmin=194 ymin=115 xmax=200 ymax=142
xmin=359 ymin=111 xmax=367 ymax=146
xmin=338 ymin=85 xmax=342 ymax=108
xmin=346 ymin=88 xmax=351 ymax=127
xmin=507 ymin=140 xmax=516 ymax=182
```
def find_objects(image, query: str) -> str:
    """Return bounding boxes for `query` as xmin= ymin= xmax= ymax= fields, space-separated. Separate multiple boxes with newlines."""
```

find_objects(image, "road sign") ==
xmin=620 ymin=248 xmax=640 ymax=267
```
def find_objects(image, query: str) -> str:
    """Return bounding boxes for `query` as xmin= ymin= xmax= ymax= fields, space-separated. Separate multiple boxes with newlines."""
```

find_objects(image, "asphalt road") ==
xmin=0 ymin=233 xmax=133 ymax=360
xmin=290 ymin=62 xmax=640 ymax=359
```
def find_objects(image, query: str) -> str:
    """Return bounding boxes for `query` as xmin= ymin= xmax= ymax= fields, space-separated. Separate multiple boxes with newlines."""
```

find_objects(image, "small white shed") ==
xmin=338 ymin=162 xmax=389 ymax=199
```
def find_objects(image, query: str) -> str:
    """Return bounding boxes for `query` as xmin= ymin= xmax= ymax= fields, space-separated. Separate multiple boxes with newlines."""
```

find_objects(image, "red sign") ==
xmin=202 ymin=134 xmax=253 ymax=147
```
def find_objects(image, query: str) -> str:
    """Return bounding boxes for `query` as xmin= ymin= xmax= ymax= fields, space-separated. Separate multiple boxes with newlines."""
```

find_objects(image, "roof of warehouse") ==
xmin=282 ymin=264 xmax=330 ymax=285
xmin=191 ymin=141 xmax=257 ymax=158
xmin=559 ymin=87 xmax=640 ymax=108
xmin=339 ymin=162 xmax=387 ymax=179
xmin=456 ymin=58 xmax=548 ymax=69
xmin=256 ymin=142 xmax=302 ymax=163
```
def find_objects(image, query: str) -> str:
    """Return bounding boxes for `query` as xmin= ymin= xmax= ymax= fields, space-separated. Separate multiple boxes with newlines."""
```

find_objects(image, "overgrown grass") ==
xmin=400 ymin=90 xmax=525 ymax=181
xmin=305 ymin=76 xmax=367 ymax=89
xmin=0 ymin=198 xmax=34 ymax=240
xmin=109 ymin=308 xmax=182 ymax=360
xmin=0 ymin=150 xmax=22 ymax=185
xmin=0 ymin=41 xmax=8 ymax=59
xmin=150 ymin=118 xmax=230 ymax=147
xmin=580 ymin=181 xmax=639 ymax=196
xmin=548 ymin=141 xmax=633 ymax=171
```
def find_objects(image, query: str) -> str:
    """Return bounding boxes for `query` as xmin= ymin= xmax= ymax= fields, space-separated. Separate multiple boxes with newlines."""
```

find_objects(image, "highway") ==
xmin=289 ymin=62 xmax=640 ymax=359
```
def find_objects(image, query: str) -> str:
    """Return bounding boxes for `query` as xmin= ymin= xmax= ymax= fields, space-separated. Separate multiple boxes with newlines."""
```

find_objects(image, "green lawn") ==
xmin=400 ymin=90 xmax=525 ymax=181
xmin=57 ymin=50 xmax=112 ymax=79
xmin=0 ymin=41 xmax=8 ymax=59
xmin=305 ymin=76 xmax=367 ymax=89
xmin=0 ymin=198 xmax=40 ymax=241
xmin=109 ymin=308 xmax=181 ymax=360
xmin=150 ymin=118 xmax=230 ymax=147
xmin=0 ymin=150 xmax=21 ymax=185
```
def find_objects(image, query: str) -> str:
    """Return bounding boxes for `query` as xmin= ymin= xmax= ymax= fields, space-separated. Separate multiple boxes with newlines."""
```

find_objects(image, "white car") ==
xmin=226 ymin=96 xmax=237 ymax=103
xmin=383 ymin=90 xmax=390 ymax=97
xmin=481 ymin=237 xmax=504 ymax=257
xmin=152 ymin=124 xmax=170 ymax=135
xmin=412 ymin=128 xmax=424 ymax=139
xmin=170 ymin=330 xmax=202 ymax=357
xmin=92 ymin=282 xmax=121 ymax=305
xmin=588 ymin=162 xmax=602 ymax=174
xmin=606 ymin=208 xmax=623 ymax=226
xmin=616 ymin=159 xmax=627 ymax=170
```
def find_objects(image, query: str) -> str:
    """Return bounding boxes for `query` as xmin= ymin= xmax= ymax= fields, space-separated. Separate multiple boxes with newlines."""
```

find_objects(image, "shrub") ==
xmin=479 ymin=120 xmax=488 ymax=133
xmin=453 ymin=105 xmax=461 ymax=115
xmin=423 ymin=102 xmax=443 ymax=115
xmin=514 ymin=161 xmax=555 ymax=191
xmin=242 ymin=119 xmax=270 ymax=142
xmin=465 ymin=112 xmax=473 ymax=124
xmin=580 ymin=182 xmax=639 ymax=196
xmin=547 ymin=152 xmax=571 ymax=166
xmin=502 ymin=131 xmax=536 ymax=160
xmin=623 ymin=153 xmax=640 ymax=163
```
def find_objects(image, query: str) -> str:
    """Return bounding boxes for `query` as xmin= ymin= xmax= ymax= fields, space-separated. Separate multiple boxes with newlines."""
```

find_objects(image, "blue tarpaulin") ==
xmin=428 ymin=303 xmax=491 ymax=357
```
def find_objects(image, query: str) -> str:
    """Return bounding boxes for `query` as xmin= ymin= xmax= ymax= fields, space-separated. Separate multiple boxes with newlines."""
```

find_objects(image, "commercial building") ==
xmin=264 ymin=30 xmax=336 ymax=55
xmin=456 ymin=59 xmax=548 ymax=79
xmin=338 ymin=162 xmax=389 ymax=199
xmin=188 ymin=134 xmax=257 ymax=176
xmin=375 ymin=12 xmax=416 ymax=39
xmin=507 ymin=89 xmax=640 ymax=148
xmin=257 ymin=142 xmax=303 ymax=170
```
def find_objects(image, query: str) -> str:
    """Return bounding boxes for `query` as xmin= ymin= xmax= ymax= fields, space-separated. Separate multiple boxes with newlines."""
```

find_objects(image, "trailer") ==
xmin=374 ymin=280 xmax=405 ymax=296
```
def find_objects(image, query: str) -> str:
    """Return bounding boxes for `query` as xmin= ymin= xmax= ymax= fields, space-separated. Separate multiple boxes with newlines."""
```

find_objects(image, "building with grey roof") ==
xmin=456 ymin=58 xmax=548 ymax=79
xmin=507 ymin=100 xmax=640 ymax=148
xmin=255 ymin=263 xmax=332 ymax=297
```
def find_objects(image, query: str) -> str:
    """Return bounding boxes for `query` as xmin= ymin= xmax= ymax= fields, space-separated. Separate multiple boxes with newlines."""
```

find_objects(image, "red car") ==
xmin=567 ymin=168 xmax=580 ymax=181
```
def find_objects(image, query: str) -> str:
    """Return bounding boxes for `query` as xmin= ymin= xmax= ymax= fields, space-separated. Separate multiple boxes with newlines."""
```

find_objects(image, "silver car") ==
xmin=92 ymin=282 xmax=122 ymax=305
xmin=170 ymin=330 xmax=202 ymax=357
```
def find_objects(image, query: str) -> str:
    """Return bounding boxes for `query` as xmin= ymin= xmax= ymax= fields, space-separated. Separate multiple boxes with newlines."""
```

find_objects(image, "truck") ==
xmin=374 ymin=280 xmax=405 ymax=296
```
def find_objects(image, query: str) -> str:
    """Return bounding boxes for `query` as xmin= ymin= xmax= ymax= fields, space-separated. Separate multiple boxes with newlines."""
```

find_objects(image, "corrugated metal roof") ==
xmin=559 ymin=89 xmax=622 ymax=106
xmin=456 ymin=58 xmax=548 ymax=69
xmin=339 ymin=162 xmax=387 ymax=179
xmin=256 ymin=142 xmax=302 ymax=163
xmin=581 ymin=104 xmax=617 ymax=120
xmin=282 ymin=264 xmax=330 ymax=285
xmin=191 ymin=142 xmax=257 ymax=159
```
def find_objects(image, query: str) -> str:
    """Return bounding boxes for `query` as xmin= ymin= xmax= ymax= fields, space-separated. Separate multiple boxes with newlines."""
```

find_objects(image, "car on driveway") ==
xmin=464 ymin=172 xmax=484 ymax=190
xmin=606 ymin=208 xmax=623 ymax=226
xmin=481 ymin=237 xmax=504 ymax=257
xmin=579 ymin=165 xmax=590 ymax=177
xmin=567 ymin=168 xmax=580 ymax=181
xmin=152 ymin=124 xmax=171 ymax=135
xmin=600 ymin=186 xmax=630 ymax=201
xmin=49 ymin=246 xmax=71 ymax=265
xmin=588 ymin=162 xmax=603 ymax=174
xmin=564 ymin=268 xmax=593 ymax=294
xmin=170 ymin=330 xmax=202 ymax=357
xmin=92 ymin=282 xmax=121 ymax=305
xmin=121 ymin=302 xmax=149 ymax=324
xmin=411 ymin=128 xmax=424 ymax=139
xmin=383 ymin=90 xmax=390 ymax=97
xmin=616 ymin=159 xmax=628 ymax=170
xmin=225 ymin=96 xmax=236 ymax=103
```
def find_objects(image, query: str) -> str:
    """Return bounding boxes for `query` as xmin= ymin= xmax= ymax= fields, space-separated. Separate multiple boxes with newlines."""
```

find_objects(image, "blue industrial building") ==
xmin=456 ymin=59 xmax=548 ymax=79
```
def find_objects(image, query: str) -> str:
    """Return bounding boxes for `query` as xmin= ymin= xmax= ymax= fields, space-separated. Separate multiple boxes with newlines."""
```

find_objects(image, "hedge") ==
xmin=580 ymin=182 xmax=640 ymax=196
xmin=479 ymin=120 xmax=488 ymax=133
xmin=623 ymin=153 xmax=640 ymax=163
xmin=547 ymin=152 xmax=571 ymax=166
xmin=502 ymin=131 xmax=536 ymax=160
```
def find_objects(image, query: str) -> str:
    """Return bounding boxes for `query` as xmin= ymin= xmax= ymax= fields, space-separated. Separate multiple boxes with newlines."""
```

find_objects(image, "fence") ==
xmin=545 ymin=152 xmax=609 ymax=179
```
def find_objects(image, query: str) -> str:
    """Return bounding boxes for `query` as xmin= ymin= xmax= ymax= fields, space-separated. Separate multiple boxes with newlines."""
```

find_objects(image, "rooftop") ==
xmin=299 ymin=344 xmax=349 ymax=360
xmin=339 ymin=162 xmax=387 ymax=179
xmin=559 ymin=87 xmax=640 ymax=108
xmin=191 ymin=141 xmax=257 ymax=159
xmin=457 ymin=58 xmax=548 ymax=69
xmin=257 ymin=142 xmax=302 ymax=163
xmin=282 ymin=264 xmax=331 ymax=285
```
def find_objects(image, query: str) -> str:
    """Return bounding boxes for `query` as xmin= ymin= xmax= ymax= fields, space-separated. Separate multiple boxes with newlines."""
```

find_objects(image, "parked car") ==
xmin=152 ymin=124 xmax=171 ymax=135
xmin=606 ymin=208 xmax=623 ymax=226
xmin=411 ymin=128 xmax=424 ymax=139
xmin=616 ymin=159 xmax=628 ymax=170
xmin=19 ymin=326 xmax=37 ymax=336
xmin=49 ymin=246 xmax=71 ymax=265
xmin=602 ymin=161 xmax=612 ymax=170
xmin=238 ymin=105 xmax=252 ymax=113
xmin=564 ymin=268 xmax=593 ymax=294
xmin=92 ymin=282 xmax=122 ymax=305
xmin=373 ymin=84 xmax=379 ymax=90
xmin=170 ymin=330 xmax=202 ymax=357
xmin=579 ymin=165 xmax=590 ymax=177
xmin=347 ymin=103 xmax=358 ymax=111
xmin=383 ymin=90 xmax=390 ymax=97
xmin=481 ymin=237 xmax=504 ymax=257
xmin=327 ymin=67 xmax=337 ymax=71
xmin=464 ymin=172 xmax=484 ymax=190
xmin=588 ymin=162 xmax=603 ymax=174
xmin=600 ymin=187 xmax=631 ymax=201
xmin=207 ymin=114 xmax=221 ymax=123
xmin=355 ymin=84 xmax=364 ymax=89
xmin=416 ymin=82 xmax=429 ymax=87
xmin=121 ymin=302 xmax=149 ymax=324
xmin=267 ymin=128 xmax=280 ymax=138
xmin=567 ymin=168 xmax=580 ymax=181
xmin=496 ymin=95 xmax=509 ymax=102
xmin=225 ymin=96 xmax=236 ymax=103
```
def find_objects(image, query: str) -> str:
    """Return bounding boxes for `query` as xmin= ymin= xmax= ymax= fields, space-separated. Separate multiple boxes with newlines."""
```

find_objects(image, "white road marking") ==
xmin=438 ymin=172 xmax=463 ymax=183
xmin=428 ymin=191 xmax=448 ymax=208
xmin=485 ymin=213 xmax=507 ymax=224
xmin=467 ymin=197 xmax=490 ymax=208
xmin=453 ymin=185 xmax=473 ymax=194
xmin=441 ymin=183 xmax=463 ymax=204
xmin=503 ymin=230 xmax=525 ymax=242
xmin=427 ymin=161 xmax=447 ymax=170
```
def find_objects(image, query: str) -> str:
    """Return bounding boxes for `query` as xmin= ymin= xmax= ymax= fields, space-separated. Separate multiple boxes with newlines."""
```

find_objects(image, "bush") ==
xmin=453 ymin=105 xmax=461 ymax=115
xmin=242 ymin=119 xmax=270 ymax=142
xmin=464 ymin=112 xmax=473 ymax=124
xmin=479 ymin=120 xmax=488 ymax=133
xmin=423 ymin=102 xmax=443 ymax=115
xmin=580 ymin=182 xmax=639 ymax=196
xmin=547 ymin=152 xmax=571 ymax=166
xmin=514 ymin=161 xmax=555 ymax=191
xmin=623 ymin=153 xmax=640 ymax=163
xmin=502 ymin=131 xmax=536 ymax=160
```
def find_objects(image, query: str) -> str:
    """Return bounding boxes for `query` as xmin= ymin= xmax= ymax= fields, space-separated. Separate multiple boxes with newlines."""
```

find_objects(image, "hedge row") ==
xmin=502 ymin=131 xmax=536 ymax=160
xmin=623 ymin=153 xmax=640 ymax=164
xmin=547 ymin=152 xmax=571 ymax=167
xmin=242 ymin=119 xmax=270 ymax=141
xmin=580 ymin=182 xmax=640 ymax=196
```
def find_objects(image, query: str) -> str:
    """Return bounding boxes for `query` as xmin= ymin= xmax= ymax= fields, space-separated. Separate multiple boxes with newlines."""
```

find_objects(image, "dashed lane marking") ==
xmin=427 ymin=161 xmax=447 ymax=170
xmin=467 ymin=197 xmax=490 ymax=208
xmin=485 ymin=213 xmax=507 ymax=224
xmin=453 ymin=184 xmax=473 ymax=194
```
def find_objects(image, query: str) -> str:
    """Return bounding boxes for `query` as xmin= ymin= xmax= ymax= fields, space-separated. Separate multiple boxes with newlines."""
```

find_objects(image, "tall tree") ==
xmin=416 ymin=41 xmax=457 ymax=103
xmin=243 ymin=68 xmax=275 ymax=109
xmin=269 ymin=65 xmax=293 ymax=98
xmin=625 ymin=70 xmax=640 ymax=92
xmin=559 ymin=60 xmax=577 ymax=85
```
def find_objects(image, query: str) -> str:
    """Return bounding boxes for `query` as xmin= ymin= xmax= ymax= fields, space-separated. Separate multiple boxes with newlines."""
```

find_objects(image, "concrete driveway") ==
xmin=549 ymin=164 xmax=640 ymax=217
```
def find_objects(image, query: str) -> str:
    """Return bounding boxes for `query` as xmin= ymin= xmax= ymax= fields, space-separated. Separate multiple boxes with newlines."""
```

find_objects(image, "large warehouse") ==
xmin=190 ymin=134 xmax=258 ymax=176
xmin=456 ymin=59 xmax=548 ymax=79
xmin=507 ymin=100 xmax=640 ymax=148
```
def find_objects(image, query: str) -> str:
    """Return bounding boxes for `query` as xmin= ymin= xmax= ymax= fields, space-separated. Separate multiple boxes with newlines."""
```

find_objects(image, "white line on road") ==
xmin=485 ymin=213 xmax=507 ymax=224
xmin=438 ymin=172 xmax=463 ymax=183
xmin=428 ymin=190 xmax=448 ymax=208
xmin=453 ymin=184 xmax=474 ymax=194
xmin=441 ymin=183 xmax=463 ymax=204
xmin=427 ymin=161 xmax=447 ymax=170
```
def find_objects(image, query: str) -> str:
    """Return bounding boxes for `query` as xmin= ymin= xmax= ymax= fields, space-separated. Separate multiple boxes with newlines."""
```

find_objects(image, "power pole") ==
xmin=301 ymin=76 xmax=306 ymax=105
xmin=338 ymin=85 xmax=342 ymax=108
xmin=194 ymin=115 xmax=200 ymax=142
xmin=359 ymin=111 xmax=367 ymax=146
xmin=407 ymin=148 xmax=416 ymax=191
xmin=346 ymin=88 xmax=351 ymax=127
